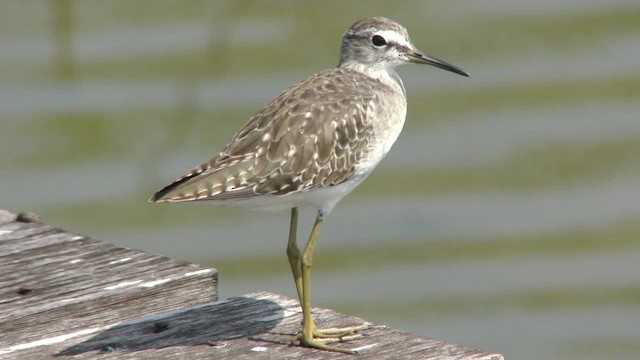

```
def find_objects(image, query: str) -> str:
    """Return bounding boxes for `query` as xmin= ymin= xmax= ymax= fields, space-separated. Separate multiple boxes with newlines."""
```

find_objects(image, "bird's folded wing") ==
xmin=150 ymin=69 xmax=378 ymax=203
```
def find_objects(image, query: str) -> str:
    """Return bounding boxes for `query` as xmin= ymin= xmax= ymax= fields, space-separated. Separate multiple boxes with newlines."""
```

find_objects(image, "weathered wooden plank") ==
xmin=0 ymin=210 xmax=503 ymax=359
xmin=0 ymin=211 xmax=218 ymax=353
xmin=2 ymin=291 xmax=503 ymax=359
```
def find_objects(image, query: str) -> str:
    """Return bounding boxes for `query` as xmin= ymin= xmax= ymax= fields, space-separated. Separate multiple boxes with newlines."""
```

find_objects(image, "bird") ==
xmin=150 ymin=16 xmax=469 ymax=354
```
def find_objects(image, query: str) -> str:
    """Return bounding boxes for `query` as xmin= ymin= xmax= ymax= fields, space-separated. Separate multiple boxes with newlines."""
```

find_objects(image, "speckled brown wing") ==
xmin=150 ymin=68 xmax=383 ymax=203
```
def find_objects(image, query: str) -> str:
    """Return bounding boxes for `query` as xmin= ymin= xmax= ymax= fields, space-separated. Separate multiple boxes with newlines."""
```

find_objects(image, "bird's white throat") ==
xmin=346 ymin=62 xmax=406 ymax=96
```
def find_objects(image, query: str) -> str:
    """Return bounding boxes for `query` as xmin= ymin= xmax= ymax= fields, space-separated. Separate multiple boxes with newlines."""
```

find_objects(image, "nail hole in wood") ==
xmin=153 ymin=321 xmax=169 ymax=333
xmin=17 ymin=287 xmax=33 ymax=295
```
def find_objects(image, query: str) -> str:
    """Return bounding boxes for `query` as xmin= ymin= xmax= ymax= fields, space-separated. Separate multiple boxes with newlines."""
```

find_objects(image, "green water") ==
xmin=2 ymin=1 xmax=640 ymax=359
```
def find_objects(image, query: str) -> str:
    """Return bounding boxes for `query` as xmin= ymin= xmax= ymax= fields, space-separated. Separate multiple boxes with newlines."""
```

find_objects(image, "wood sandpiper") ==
xmin=150 ymin=17 xmax=469 ymax=354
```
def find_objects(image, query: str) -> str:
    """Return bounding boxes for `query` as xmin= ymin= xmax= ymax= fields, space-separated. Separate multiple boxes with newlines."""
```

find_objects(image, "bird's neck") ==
xmin=341 ymin=62 xmax=406 ymax=96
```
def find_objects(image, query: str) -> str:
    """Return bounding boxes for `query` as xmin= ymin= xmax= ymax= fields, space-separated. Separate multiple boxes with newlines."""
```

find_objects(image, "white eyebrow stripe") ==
xmin=374 ymin=30 xmax=411 ymax=48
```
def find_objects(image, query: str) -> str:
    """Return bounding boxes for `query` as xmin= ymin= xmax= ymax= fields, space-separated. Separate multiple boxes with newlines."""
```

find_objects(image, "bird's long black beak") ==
xmin=407 ymin=51 xmax=469 ymax=77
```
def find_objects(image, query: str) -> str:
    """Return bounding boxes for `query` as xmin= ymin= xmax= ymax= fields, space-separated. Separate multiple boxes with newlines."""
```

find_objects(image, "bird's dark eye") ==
xmin=371 ymin=35 xmax=386 ymax=47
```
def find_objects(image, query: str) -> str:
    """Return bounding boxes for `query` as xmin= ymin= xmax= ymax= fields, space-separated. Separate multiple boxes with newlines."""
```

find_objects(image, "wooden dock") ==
xmin=0 ymin=209 xmax=504 ymax=359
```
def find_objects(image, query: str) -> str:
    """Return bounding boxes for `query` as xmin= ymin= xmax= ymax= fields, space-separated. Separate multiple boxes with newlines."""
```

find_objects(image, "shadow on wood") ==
xmin=55 ymin=295 xmax=284 ymax=356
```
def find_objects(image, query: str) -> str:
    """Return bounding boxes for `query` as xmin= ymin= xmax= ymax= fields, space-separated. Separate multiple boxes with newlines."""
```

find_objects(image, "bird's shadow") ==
xmin=55 ymin=296 xmax=285 ymax=356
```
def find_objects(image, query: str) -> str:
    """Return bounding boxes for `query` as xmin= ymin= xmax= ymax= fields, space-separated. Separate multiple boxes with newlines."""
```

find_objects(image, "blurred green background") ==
xmin=2 ymin=1 xmax=640 ymax=359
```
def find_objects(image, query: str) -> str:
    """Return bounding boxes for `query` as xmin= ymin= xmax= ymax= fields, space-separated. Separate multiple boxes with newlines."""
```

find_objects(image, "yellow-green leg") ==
xmin=286 ymin=208 xmax=303 ymax=305
xmin=290 ymin=211 xmax=369 ymax=354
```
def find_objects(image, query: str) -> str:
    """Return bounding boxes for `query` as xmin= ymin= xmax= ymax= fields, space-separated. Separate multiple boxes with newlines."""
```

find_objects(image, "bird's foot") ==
xmin=312 ymin=324 xmax=369 ymax=338
xmin=292 ymin=324 xmax=369 ymax=354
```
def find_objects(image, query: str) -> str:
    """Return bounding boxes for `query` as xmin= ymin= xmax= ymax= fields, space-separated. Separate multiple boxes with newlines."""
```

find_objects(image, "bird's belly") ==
xmin=202 ymin=176 xmax=367 ymax=213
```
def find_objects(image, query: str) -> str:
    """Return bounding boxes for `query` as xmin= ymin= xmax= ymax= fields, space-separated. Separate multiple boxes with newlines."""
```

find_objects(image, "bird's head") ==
xmin=339 ymin=17 xmax=469 ymax=77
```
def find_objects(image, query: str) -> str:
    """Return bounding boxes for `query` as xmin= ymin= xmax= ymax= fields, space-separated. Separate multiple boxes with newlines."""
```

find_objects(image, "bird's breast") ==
xmin=355 ymin=90 xmax=407 ymax=176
